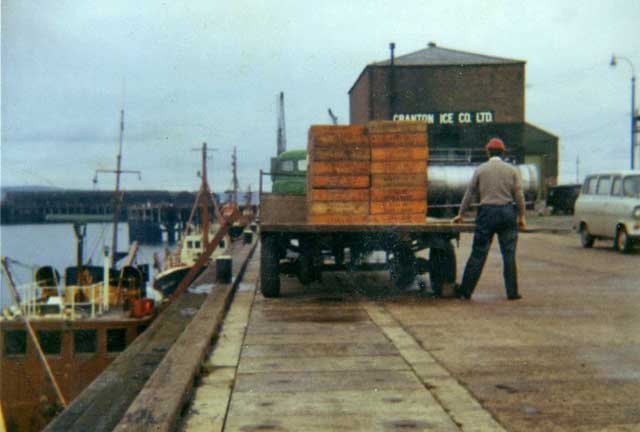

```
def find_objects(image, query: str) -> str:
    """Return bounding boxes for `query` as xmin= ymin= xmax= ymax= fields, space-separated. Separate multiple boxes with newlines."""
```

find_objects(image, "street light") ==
xmin=610 ymin=54 xmax=638 ymax=170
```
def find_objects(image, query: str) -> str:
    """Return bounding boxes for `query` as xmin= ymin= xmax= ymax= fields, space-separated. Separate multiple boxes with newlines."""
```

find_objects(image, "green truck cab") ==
xmin=270 ymin=149 xmax=307 ymax=194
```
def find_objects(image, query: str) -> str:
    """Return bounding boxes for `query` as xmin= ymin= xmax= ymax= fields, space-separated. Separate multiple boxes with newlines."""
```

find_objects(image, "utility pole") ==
xmin=231 ymin=146 xmax=239 ymax=204
xmin=576 ymin=155 xmax=580 ymax=184
xmin=610 ymin=54 xmax=638 ymax=170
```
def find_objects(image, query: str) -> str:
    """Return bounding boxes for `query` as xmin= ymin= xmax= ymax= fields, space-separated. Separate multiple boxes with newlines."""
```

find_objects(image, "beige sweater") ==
xmin=459 ymin=157 xmax=526 ymax=216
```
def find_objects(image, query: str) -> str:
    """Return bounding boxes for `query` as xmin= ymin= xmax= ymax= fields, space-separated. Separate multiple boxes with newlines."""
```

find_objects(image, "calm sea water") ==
xmin=0 ymin=223 xmax=166 ymax=309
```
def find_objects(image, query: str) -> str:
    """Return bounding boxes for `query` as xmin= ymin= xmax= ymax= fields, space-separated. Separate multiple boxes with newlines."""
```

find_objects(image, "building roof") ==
xmin=372 ymin=42 xmax=524 ymax=67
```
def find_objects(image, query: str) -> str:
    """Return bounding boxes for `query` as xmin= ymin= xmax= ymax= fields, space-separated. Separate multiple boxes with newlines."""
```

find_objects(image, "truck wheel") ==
xmin=390 ymin=247 xmax=416 ymax=290
xmin=429 ymin=243 xmax=457 ymax=297
xmin=614 ymin=227 xmax=632 ymax=254
xmin=298 ymin=254 xmax=315 ymax=285
xmin=260 ymin=235 xmax=280 ymax=298
xmin=580 ymin=225 xmax=595 ymax=248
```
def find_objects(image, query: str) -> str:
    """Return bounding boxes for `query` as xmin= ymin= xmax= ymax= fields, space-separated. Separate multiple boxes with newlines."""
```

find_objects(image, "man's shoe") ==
xmin=507 ymin=294 xmax=522 ymax=300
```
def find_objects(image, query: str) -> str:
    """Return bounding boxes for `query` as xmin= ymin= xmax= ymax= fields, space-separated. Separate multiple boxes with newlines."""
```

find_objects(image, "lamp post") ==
xmin=610 ymin=54 xmax=638 ymax=170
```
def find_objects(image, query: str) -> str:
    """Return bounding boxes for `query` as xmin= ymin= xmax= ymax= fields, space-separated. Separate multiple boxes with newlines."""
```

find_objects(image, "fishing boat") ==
xmin=0 ymin=109 xmax=154 ymax=432
xmin=153 ymin=142 xmax=231 ymax=298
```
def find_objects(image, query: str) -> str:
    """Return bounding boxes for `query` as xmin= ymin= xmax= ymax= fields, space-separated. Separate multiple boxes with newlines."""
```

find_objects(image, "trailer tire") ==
xmin=390 ymin=247 xmax=416 ymax=290
xmin=260 ymin=235 xmax=280 ymax=298
xmin=429 ymin=243 xmax=457 ymax=297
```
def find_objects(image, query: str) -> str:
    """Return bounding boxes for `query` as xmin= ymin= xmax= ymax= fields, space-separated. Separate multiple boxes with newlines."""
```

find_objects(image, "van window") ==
xmin=612 ymin=177 xmax=622 ymax=196
xmin=596 ymin=176 xmax=612 ymax=195
xmin=298 ymin=159 xmax=308 ymax=172
xmin=623 ymin=175 xmax=640 ymax=197
xmin=584 ymin=177 xmax=597 ymax=194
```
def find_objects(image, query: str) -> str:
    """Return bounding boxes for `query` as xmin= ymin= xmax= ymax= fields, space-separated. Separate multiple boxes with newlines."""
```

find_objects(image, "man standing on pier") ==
xmin=452 ymin=137 xmax=527 ymax=300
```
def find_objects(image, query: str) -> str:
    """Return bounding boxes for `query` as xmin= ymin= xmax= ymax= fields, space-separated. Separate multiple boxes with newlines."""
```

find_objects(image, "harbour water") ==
xmin=0 ymin=223 xmax=165 ymax=309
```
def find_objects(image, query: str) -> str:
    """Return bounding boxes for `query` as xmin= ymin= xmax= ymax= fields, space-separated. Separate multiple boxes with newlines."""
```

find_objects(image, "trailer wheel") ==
xmin=429 ymin=242 xmax=457 ymax=297
xmin=260 ymin=235 xmax=280 ymax=298
xmin=390 ymin=247 xmax=416 ymax=290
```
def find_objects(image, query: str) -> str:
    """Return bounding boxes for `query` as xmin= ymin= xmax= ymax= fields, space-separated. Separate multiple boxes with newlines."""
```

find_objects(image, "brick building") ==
xmin=349 ymin=43 xmax=558 ymax=191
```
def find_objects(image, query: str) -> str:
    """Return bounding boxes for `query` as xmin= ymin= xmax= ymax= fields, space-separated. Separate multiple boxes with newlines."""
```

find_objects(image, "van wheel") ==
xmin=615 ymin=227 xmax=632 ymax=254
xmin=580 ymin=226 xmax=595 ymax=248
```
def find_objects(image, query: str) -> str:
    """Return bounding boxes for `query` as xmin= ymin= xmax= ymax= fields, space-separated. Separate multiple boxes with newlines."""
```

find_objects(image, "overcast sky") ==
xmin=2 ymin=0 xmax=639 ymax=192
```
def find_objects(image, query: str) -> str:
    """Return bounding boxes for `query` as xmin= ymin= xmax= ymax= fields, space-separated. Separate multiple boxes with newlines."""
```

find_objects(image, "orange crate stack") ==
xmin=367 ymin=121 xmax=428 ymax=225
xmin=307 ymin=125 xmax=371 ymax=224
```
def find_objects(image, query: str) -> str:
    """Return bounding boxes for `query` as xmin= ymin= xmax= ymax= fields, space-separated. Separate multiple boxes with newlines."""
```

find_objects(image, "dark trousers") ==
xmin=460 ymin=205 xmax=519 ymax=298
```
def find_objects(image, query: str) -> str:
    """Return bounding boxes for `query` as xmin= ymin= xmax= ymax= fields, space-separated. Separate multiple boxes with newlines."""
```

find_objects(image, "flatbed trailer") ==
xmin=259 ymin=193 xmax=474 ymax=298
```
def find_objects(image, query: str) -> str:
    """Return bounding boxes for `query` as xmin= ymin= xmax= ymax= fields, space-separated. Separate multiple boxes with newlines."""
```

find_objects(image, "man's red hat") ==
xmin=485 ymin=137 xmax=505 ymax=151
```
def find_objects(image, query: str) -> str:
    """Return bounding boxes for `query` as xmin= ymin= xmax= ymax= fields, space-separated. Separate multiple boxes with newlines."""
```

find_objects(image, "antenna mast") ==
xmin=277 ymin=92 xmax=287 ymax=155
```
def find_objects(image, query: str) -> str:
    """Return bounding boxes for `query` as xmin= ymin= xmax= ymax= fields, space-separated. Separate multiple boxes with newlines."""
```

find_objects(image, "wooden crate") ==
xmin=310 ymin=145 xmax=371 ymax=161
xmin=367 ymin=121 xmax=427 ymax=135
xmin=370 ymin=161 xmax=426 ymax=175
xmin=370 ymin=201 xmax=427 ymax=215
xmin=310 ymin=175 xmax=370 ymax=189
xmin=368 ymin=214 xmax=426 ymax=224
xmin=371 ymin=147 xmax=428 ymax=161
xmin=370 ymin=187 xmax=426 ymax=202
xmin=308 ymin=214 xmax=370 ymax=224
xmin=309 ymin=201 xmax=369 ymax=216
xmin=312 ymin=161 xmax=369 ymax=176
xmin=310 ymin=189 xmax=369 ymax=202
xmin=308 ymin=125 xmax=368 ymax=147
xmin=369 ymin=134 xmax=427 ymax=148
xmin=371 ymin=173 xmax=427 ymax=188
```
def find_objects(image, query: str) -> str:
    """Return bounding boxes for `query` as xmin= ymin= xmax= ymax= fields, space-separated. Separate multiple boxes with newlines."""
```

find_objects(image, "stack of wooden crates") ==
xmin=307 ymin=121 xmax=428 ymax=225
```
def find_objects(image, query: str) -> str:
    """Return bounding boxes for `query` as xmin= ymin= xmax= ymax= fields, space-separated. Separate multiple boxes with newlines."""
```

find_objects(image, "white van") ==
xmin=574 ymin=170 xmax=640 ymax=253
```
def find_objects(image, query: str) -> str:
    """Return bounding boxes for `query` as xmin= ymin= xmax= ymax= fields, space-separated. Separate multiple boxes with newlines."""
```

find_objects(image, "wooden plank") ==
xmin=238 ymin=355 xmax=409 ymax=374
xmin=367 ymin=121 xmax=427 ymax=134
xmin=371 ymin=146 xmax=428 ymax=161
xmin=370 ymin=188 xmax=426 ymax=201
xmin=369 ymin=134 xmax=427 ymax=148
xmin=225 ymin=390 xmax=459 ymax=432
xmin=113 ymin=243 xmax=257 ymax=432
xmin=233 ymin=370 xmax=423 ymax=393
xmin=181 ymin=367 xmax=235 ymax=432
xmin=242 ymin=330 xmax=388 ymax=345
xmin=370 ymin=161 xmax=426 ymax=175
xmin=310 ymin=146 xmax=370 ymax=161
xmin=311 ymin=175 xmax=369 ymax=189
xmin=312 ymin=161 xmax=370 ymax=175
xmin=307 ymin=214 xmax=370 ymax=225
xmin=371 ymin=174 xmax=427 ymax=188
xmin=241 ymin=342 xmax=399 ymax=358
xmin=368 ymin=214 xmax=426 ymax=224
xmin=310 ymin=189 xmax=369 ymax=202
xmin=309 ymin=202 xmax=369 ymax=216
xmin=308 ymin=125 xmax=368 ymax=148
xmin=371 ymin=201 xmax=426 ymax=215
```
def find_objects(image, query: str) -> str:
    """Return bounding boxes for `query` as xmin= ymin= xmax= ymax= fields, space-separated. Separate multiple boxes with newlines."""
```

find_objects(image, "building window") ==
xmin=4 ymin=330 xmax=27 ymax=356
xmin=74 ymin=329 xmax=97 ymax=354
xmin=106 ymin=328 xmax=127 ymax=352
xmin=37 ymin=331 xmax=62 ymax=355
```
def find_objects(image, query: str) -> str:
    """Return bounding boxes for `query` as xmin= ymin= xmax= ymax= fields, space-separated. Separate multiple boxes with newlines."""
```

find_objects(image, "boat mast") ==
xmin=110 ymin=109 xmax=125 ymax=267
xmin=231 ymin=146 xmax=239 ymax=204
xmin=200 ymin=142 xmax=210 ymax=245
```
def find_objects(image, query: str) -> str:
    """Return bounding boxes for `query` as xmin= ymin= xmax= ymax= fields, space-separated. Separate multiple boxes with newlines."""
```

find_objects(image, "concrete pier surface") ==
xmin=181 ymin=229 xmax=639 ymax=431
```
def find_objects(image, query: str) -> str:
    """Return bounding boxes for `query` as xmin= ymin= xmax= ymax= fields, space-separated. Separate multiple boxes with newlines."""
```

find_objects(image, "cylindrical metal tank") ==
xmin=427 ymin=164 xmax=540 ymax=204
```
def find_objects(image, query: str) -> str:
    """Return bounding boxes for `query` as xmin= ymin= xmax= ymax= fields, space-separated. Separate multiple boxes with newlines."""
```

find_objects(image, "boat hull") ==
xmin=153 ymin=265 xmax=206 ymax=297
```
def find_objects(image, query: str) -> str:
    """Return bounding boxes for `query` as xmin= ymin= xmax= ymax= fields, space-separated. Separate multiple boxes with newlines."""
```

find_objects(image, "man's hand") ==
xmin=452 ymin=214 xmax=463 ymax=224
xmin=518 ymin=216 xmax=527 ymax=231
